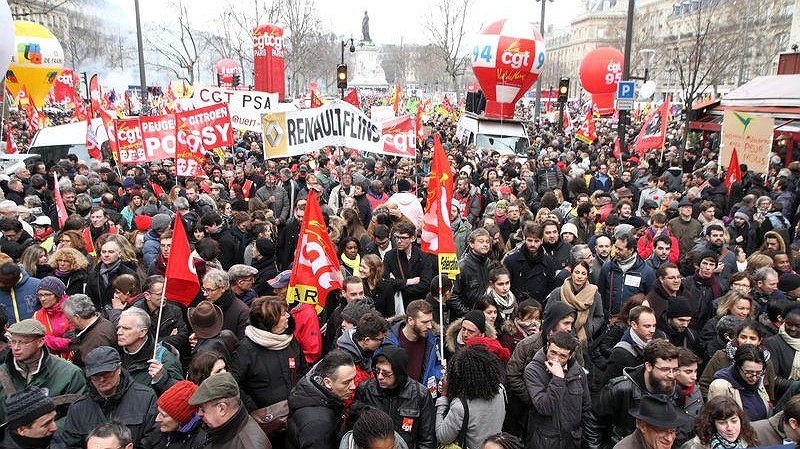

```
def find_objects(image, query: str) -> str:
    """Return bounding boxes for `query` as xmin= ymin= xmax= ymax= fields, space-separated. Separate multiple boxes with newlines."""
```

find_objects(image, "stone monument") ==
xmin=350 ymin=10 xmax=388 ymax=89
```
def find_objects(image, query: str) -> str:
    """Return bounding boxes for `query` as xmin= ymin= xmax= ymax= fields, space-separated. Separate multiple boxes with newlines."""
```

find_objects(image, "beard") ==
xmin=647 ymin=371 xmax=675 ymax=395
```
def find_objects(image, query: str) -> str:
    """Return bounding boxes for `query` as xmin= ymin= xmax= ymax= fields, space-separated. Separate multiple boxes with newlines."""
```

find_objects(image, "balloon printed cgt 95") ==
xmin=579 ymin=46 xmax=624 ymax=116
xmin=470 ymin=19 xmax=546 ymax=119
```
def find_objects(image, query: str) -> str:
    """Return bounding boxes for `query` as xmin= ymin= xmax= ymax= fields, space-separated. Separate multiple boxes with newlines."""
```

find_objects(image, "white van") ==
xmin=456 ymin=112 xmax=531 ymax=157
xmin=27 ymin=118 xmax=108 ymax=166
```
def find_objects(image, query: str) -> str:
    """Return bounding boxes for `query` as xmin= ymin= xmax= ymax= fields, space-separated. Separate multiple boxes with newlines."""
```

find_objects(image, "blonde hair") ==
xmin=49 ymin=247 xmax=90 ymax=271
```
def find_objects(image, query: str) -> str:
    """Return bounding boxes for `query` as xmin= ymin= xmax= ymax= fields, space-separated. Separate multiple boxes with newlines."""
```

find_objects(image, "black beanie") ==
xmin=375 ymin=345 xmax=409 ymax=393
xmin=5 ymin=386 xmax=54 ymax=430
xmin=779 ymin=273 xmax=800 ymax=293
xmin=463 ymin=310 xmax=486 ymax=334
xmin=255 ymin=238 xmax=275 ymax=259
xmin=397 ymin=179 xmax=412 ymax=193
xmin=666 ymin=298 xmax=693 ymax=319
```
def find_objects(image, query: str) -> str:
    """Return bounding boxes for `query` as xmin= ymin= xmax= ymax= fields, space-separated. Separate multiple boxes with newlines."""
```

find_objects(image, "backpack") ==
xmin=767 ymin=212 xmax=791 ymax=245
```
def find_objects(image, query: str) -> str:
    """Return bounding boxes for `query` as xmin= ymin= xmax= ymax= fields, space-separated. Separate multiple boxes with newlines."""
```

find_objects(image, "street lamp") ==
xmin=134 ymin=0 xmax=148 ymax=115
xmin=340 ymin=38 xmax=356 ymax=99
xmin=534 ymin=0 xmax=554 ymax=124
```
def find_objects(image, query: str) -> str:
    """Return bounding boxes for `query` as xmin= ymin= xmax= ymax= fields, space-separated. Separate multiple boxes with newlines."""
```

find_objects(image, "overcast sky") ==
xmin=113 ymin=0 xmax=582 ymax=45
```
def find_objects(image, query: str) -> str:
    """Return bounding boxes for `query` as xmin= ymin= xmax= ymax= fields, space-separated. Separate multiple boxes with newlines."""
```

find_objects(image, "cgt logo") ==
xmin=261 ymin=112 xmax=288 ymax=157
xmin=501 ymin=40 xmax=530 ymax=69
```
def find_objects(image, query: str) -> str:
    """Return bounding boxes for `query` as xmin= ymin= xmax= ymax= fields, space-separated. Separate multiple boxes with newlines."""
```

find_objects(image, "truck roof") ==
xmin=461 ymin=111 xmax=526 ymax=124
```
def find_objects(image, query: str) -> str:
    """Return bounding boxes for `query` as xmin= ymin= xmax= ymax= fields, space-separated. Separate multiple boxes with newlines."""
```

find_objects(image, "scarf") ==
xmin=341 ymin=253 xmax=361 ymax=275
xmin=560 ymin=279 xmax=598 ymax=343
xmin=622 ymin=327 xmax=648 ymax=351
xmin=489 ymin=288 xmax=516 ymax=320
xmin=99 ymin=259 xmax=121 ymax=284
xmin=695 ymin=272 xmax=723 ymax=299
xmin=522 ymin=245 xmax=544 ymax=267
xmin=245 ymin=325 xmax=293 ymax=350
xmin=33 ymin=227 xmax=53 ymax=242
xmin=709 ymin=433 xmax=747 ymax=449
xmin=778 ymin=324 xmax=800 ymax=380
xmin=617 ymin=253 xmax=637 ymax=272
xmin=515 ymin=317 xmax=539 ymax=337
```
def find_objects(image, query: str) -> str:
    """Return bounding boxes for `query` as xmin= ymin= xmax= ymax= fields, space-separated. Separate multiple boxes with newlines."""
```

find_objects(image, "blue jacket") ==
xmin=598 ymin=257 xmax=656 ymax=317
xmin=385 ymin=320 xmax=442 ymax=392
xmin=142 ymin=230 xmax=161 ymax=273
xmin=0 ymin=270 xmax=40 ymax=324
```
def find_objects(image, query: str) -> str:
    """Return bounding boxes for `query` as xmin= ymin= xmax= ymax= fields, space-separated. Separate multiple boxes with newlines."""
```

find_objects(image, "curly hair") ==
xmin=48 ymin=247 xmax=89 ymax=271
xmin=446 ymin=347 xmax=502 ymax=400
xmin=694 ymin=395 xmax=758 ymax=446
xmin=483 ymin=433 xmax=524 ymax=449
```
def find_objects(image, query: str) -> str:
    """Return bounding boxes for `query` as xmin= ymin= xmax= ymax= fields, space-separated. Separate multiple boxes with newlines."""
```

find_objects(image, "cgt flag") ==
xmin=427 ymin=133 xmax=453 ymax=212
xmin=286 ymin=190 xmax=343 ymax=312
xmin=164 ymin=212 xmax=200 ymax=306
xmin=724 ymin=146 xmax=742 ymax=193
xmin=53 ymin=174 xmax=68 ymax=228
xmin=576 ymin=113 xmax=596 ymax=144
xmin=4 ymin=123 xmax=17 ymax=154
xmin=420 ymin=185 xmax=459 ymax=279
xmin=634 ymin=100 xmax=669 ymax=158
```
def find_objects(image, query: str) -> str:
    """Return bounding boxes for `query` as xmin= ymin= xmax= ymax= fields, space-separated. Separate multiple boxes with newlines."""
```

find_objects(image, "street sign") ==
xmin=617 ymin=81 xmax=635 ymax=100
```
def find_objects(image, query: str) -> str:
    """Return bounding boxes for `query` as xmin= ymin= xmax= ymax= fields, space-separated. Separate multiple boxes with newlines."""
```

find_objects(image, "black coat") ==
xmin=763 ymin=334 xmax=799 ymax=396
xmin=85 ymin=261 xmax=139 ymax=311
xmin=502 ymin=245 xmax=555 ymax=304
xmin=382 ymin=246 xmax=434 ymax=306
xmin=215 ymin=290 xmax=249 ymax=340
xmin=355 ymin=378 xmax=436 ymax=449
xmin=210 ymin=225 xmax=240 ymax=270
xmin=449 ymin=251 xmax=490 ymax=318
xmin=287 ymin=375 xmax=345 ymax=449
xmin=277 ymin=219 xmax=302 ymax=270
xmin=53 ymin=269 xmax=88 ymax=296
xmin=233 ymin=335 xmax=308 ymax=411
xmin=54 ymin=371 xmax=161 ymax=449
xmin=130 ymin=297 xmax=190 ymax=355
xmin=155 ymin=419 xmax=206 ymax=449
xmin=542 ymin=240 xmax=573 ymax=274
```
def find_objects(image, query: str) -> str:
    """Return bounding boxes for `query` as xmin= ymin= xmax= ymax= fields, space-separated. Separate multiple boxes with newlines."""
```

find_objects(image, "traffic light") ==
xmin=337 ymin=64 xmax=348 ymax=90
xmin=232 ymin=74 xmax=240 ymax=87
xmin=558 ymin=77 xmax=570 ymax=102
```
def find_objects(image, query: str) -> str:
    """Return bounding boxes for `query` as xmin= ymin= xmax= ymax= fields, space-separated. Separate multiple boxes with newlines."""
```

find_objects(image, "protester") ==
xmin=1 ymin=386 xmax=58 ymax=449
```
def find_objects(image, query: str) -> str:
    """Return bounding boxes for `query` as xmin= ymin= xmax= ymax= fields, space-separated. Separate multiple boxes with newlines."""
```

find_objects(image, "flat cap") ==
xmin=188 ymin=372 xmax=239 ymax=405
xmin=8 ymin=319 xmax=45 ymax=337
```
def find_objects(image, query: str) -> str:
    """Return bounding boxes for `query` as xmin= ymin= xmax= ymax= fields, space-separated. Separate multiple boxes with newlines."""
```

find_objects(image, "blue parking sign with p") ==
xmin=617 ymin=81 xmax=635 ymax=100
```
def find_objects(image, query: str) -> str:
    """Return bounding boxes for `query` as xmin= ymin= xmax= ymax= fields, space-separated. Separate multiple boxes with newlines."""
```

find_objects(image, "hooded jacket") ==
xmin=0 ymin=270 xmax=40 ymax=324
xmin=287 ymin=374 xmax=346 ymax=449
xmin=384 ymin=319 xmax=442 ymax=388
xmin=449 ymin=250 xmax=490 ymax=318
xmin=506 ymin=302 xmax=576 ymax=405
xmin=336 ymin=329 xmax=376 ymax=388
xmin=524 ymin=348 xmax=591 ymax=449
xmin=708 ymin=366 xmax=769 ymax=421
xmin=354 ymin=347 xmax=436 ymax=449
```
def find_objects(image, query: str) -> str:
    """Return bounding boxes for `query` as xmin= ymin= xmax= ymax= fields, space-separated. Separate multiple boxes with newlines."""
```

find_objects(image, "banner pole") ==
xmin=152 ymin=275 xmax=168 ymax=360
xmin=438 ymin=265 xmax=445 ymax=364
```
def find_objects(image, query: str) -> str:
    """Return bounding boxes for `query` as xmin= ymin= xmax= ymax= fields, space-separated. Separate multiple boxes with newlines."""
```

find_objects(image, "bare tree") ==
xmin=9 ymin=0 xmax=82 ymax=19
xmin=278 ymin=0 xmax=322 ymax=97
xmin=663 ymin=0 xmax=739 ymax=152
xmin=424 ymin=0 xmax=473 ymax=100
xmin=381 ymin=43 xmax=413 ymax=85
xmin=144 ymin=0 xmax=202 ymax=82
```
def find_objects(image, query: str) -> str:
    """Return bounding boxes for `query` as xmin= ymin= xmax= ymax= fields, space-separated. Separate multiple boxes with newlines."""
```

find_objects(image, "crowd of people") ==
xmin=0 ymin=101 xmax=798 ymax=449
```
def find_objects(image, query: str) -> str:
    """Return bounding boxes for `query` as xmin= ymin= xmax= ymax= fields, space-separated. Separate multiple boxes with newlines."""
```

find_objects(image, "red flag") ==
xmin=634 ymin=101 xmax=670 ymax=158
xmin=613 ymin=137 xmax=622 ymax=162
xmin=286 ymin=190 xmax=342 ymax=313
xmin=165 ymin=212 xmax=201 ymax=306
xmin=562 ymin=109 xmax=574 ymax=134
xmin=724 ymin=146 xmax=742 ymax=193
xmin=53 ymin=174 xmax=68 ymax=228
xmin=427 ymin=134 xmax=454 ymax=212
xmin=149 ymin=181 xmax=166 ymax=198
xmin=575 ymin=113 xmax=597 ymax=144
xmin=344 ymin=89 xmax=360 ymax=109
xmin=89 ymin=74 xmax=101 ymax=115
xmin=85 ymin=117 xmax=102 ymax=160
xmin=4 ymin=124 xmax=17 ymax=155
xmin=420 ymin=185 xmax=460 ymax=278
xmin=310 ymin=90 xmax=324 ymax=108
xmin=393 ymin=82 xmax=402 ymax=114
xmin=242 ymin=179 xmax=253 ymax=200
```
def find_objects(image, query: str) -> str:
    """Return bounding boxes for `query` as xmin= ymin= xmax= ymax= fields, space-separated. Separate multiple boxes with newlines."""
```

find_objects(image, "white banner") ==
xmin=262 ymin=100 xmax=385 ymax=158
xmin=191 ymin=86 xmax=280 ymax=132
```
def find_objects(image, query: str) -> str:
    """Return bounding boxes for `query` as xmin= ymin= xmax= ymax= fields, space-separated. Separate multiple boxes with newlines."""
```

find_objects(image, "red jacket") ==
xmin=291 ymin=303 xmax=322 ymax=364
xmin=637 ymin=229 xmax=680 ymax=263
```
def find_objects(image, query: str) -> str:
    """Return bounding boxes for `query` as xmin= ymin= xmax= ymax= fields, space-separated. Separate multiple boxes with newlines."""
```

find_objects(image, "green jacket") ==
xmin=0 ymin=347 xmax=86 ymax=423
xmin=122 ymin=337 xmax=183 ymax=395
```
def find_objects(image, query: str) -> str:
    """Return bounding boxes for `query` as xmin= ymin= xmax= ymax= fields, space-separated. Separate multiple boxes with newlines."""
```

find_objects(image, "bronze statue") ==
xmin=362 ymin=11 xmax=371 ymax=42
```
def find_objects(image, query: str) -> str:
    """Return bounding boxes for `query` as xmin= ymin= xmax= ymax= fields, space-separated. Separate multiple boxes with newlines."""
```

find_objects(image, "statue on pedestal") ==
xmin=362 ymin=11 xmax=371 ymax=42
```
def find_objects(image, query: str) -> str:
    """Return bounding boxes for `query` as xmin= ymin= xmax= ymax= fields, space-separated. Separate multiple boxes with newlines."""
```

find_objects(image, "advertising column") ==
xmin=253 ymin=24 xmax=286 ymax=100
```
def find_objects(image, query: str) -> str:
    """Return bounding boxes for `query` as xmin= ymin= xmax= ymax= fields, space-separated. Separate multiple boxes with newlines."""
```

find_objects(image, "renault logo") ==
xmin=264 ymin=118 xmax=284 ymax=148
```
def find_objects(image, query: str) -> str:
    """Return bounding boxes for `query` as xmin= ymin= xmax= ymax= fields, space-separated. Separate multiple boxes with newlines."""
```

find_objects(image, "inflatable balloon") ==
xmin=579 ymin=47 xmax=623 ymax=115
xmin=0 ymin=1 xmax=13 ymax=80
xmin=470 ymin=19 xmax=546 ymax=119
xmin=214 ymin=58 xmax=242 ymax=85
xmin=6 ymin=21 xmax=64 ymax=109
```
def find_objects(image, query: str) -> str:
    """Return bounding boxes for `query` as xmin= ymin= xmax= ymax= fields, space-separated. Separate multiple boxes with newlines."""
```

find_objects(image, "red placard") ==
xmin=114 ymin=117 xmax=147 ymax=164
xmin=139 ymin=114 xmax=176 ymax=162
xmin=52 ymin=68 xmax=80 ymax=105
xmin=381 ymin=115 xmax=416 ymax=158
xmin=175 ymin=104 xmax=234 ymax=177
xmin=253 ymin=24 xmax=286 ymax=100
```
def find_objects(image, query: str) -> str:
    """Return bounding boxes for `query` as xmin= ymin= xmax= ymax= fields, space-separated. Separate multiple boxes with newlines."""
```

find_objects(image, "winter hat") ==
xmin=122 ymin=177 xmax=136 ymax=189
xmin=779 ymin=273 xmax=800 ymax=293
xmin=4 ymin=386 xmax=54 ymax=430
xmin=666 ymin=298 xmax=693 ymax=319
xmin=151 ymin=214 xmax=171 ymax=233
xmin=396 ymin=179 xmax=412 ymax=193
xmin=255 ymin=238 xmax=275 ymax=259
xmin=134 ymin=215 xmax=153 ymax=231
xmin=157 ymin=380 xmax=199 ymax=426
xmin=38 ymin=276 xmax=66 ymax=298
xmin=342 ymin=300 xmax=376 ymax=325
xmin=561 ymin=222 xmax=579 ymax=238
xmin=463 ymin=310 xmax=486 ymax=334
xmin=734 ymin=211 xmax=750 ymax=225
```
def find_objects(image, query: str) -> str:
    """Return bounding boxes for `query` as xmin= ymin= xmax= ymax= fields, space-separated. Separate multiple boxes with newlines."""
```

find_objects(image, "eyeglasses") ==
xmin=394 ymin=235 xmax=412 ymax=240
xmin=373 ymin=368 xmax=394 ymax=378
xmin=202 ymin=286 xmax=222 ymax=294
xmin=739 ymin=368 xmax=764 ymax=378
xmin=652 ymin=365 xmax=680 ymax=374
xmin=9 ymin=339 xmax=37 ymax=346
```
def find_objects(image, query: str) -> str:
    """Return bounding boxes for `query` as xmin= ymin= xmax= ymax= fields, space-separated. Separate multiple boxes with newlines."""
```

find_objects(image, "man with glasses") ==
xmin=366 ymin=225 xmax=393 ymax=261
xmin=355 ymin=346 xmax=435 ymax=449
xmin=129 ymin=275 xmax=188 ymax=359
xmin=382 ymin=221 xmax=433 ymax=311
xmin=647 ymin=263 xmax=683 ymax=319
xmin=202 ymin=269 xmax=248 ymax=340
xmin=585 ymin=340 xmax=692 ymax=449
xmin=0 ymin=319 xmax=85 ymax=425
xmin=336 ymin=312 xmax=388 ymax=389
xmin=227 ymin=264 xmax=258 ymax=306
xmin=56 ymin=346 xmax=160 ymax=449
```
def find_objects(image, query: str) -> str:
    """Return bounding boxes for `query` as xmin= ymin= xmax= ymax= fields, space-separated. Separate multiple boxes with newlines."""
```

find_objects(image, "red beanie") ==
xmin=133 ymin=215 xmax=152 ymax=232
xmin=157 ymin=380 xmax=199 ymax=425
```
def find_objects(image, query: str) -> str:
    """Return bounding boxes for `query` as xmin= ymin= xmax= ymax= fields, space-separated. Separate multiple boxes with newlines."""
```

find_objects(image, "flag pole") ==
xmin=438 ymin=267 xmax=445 ymax=364
xmin=152 ymin=274 xmax=168 ymax=360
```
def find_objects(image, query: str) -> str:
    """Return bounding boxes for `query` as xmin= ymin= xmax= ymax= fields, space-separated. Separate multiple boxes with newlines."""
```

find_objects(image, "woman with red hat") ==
xmin=156 ymin=380 xmax=206 ymax=449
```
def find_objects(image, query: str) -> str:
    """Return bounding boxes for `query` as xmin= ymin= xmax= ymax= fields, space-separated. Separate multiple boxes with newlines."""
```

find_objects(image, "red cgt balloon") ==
xmin=470 ymin=19 xmax=546 ymax=119
xmin=579 ymin=47 xmax=624 ymax=116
